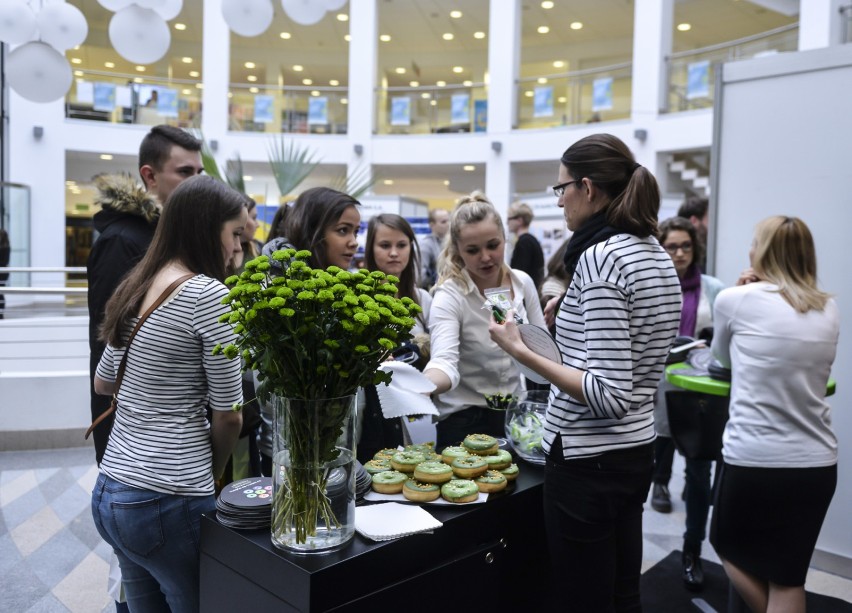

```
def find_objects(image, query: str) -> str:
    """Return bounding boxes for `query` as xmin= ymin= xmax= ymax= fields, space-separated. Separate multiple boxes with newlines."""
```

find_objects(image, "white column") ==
xmin=630 ymin=0 xmax=673 ymax=122
xmin=201 ymin=0 xmax=230 ymax=152
xmin=799 ymin=0 xmax=845 ymax=50
xmin=485 ymin=0 xmax=520 ymax=216
xmin=348 ymin=0 xmax=377 ymax=182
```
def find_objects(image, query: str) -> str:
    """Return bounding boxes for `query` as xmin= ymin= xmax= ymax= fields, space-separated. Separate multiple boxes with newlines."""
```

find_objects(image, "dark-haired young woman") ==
xmin=490 ymin=134 xmax=682 ymax=611
xmin=91 ymin=175 xmax=245 ymax=613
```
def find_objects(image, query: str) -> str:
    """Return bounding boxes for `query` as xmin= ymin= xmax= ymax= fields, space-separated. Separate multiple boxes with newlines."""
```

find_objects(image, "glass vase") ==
xmin=271 ymin=394 xmax=357 ymax=554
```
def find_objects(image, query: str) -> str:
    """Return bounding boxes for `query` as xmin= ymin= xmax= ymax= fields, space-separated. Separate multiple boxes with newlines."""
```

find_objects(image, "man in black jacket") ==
xmin=507 ymin=201 xmax=544 ymax=289
xmin=87 ymin=125 xmax=202 ymax=464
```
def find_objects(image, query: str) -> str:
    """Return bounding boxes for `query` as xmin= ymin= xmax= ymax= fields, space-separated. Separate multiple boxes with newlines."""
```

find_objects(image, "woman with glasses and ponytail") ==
xmin=489 ymin=134 xmax=682 ymax=610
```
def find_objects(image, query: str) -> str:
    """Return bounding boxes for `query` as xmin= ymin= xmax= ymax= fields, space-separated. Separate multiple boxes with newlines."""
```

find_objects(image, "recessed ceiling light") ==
xmin=395 ymin=67 xmax=406 ymax=74
xmin=74 ymin=70 xmax=83 ymax=76
xmin=100 ymin=154 xmax=113 ymax=160
xmin=541 ymin=1 xmax=554 ymax=8
xmin=421 ymin=92 xmax=431 ymax=99
xmin=71 ymin=58 xmax=82 ymax=64
xmin=570 ymin=21 xmax=583 ymax=30
xmin=383 ymin=179 xmax=394 ymax=185
xmin=182 ymin=88 xmax=192 ymax=95
xmin=537 ymin=26 xmax=550 ymax=34
xmin=195 ymin=83 xmax=203 ymax=89
xmin=311 ymin=90 xmax=320 ymax=97
xmin=430 ymin=100 xmax=437 ymax=106
xmin=557 ymin=96 xmax=567 ymax=103
xmin=182 ymin=57 xmax=193 ymax=63
xmin=537 ymin=77 xmax=547 ymax=84
xmin=133 ymin=77 xmax=143 ymax=83
xmin=227 ymin=92 xmax=233 ymax=98
xmin=452 ymin=66 xmax=463 ymax=73
xmin=104 ymin=61 xmax=115 ymax=68
xmin=189 ymin=70 xmax=200 ymax=78
xmin=243 ymin=176 xmax=253 ymax=181
xmin=450 ymin=10 xmax=462 ymax=18
xmin=379 ymin=34 xmax=391 ymax=42
xmin=442 ymin=33 xmax=454 ymax=40
xmin=524 ymin=90 xmax=534 ymax=97
xmin=336 ymin=13 xmax=348 ymax=21
xmin=463 ymin=165 xmax=475 ymax=171
xmin=302 ymin=78 xmax=313 ymax=85
xmin=280 ymin=32 xmax=291 ymax=39
xmin=135 ymin=65 xmax=145 ymax=72
xmin=443 ymin=180 xmax=450 ymax=186
xmin=329 ymin=79 xmax=340 ymax=86
xmin=436 ymin=80 xmax=446 ymax=87
xmin=174 ymin=23 xmax=186 ymax=30
xmin=677 ymin=23 xmax=692 ymax=31
xmin=463 ymin=80 xmax=472 ymax=86
xmin=293 ymin=65 xmax=304 ymax=71
xmin=341 ymin=98 xmax=348 ymax=104
xmin=553 ymin=60 xmax=565 ymax=68
xmin=474 ymin=31 xmax=485 ymax=39
xmin=245 ymin=61 xmax=255 ymax=69
xmin=247 ymin=75 xmax=257 ymax=82
xmin=344 ymin=34 xmax=351 ymax=42
xmin=410 ymin=80 xmax=419 ymax=87
xmin=249 ymin=87 xmax=259 ymax=93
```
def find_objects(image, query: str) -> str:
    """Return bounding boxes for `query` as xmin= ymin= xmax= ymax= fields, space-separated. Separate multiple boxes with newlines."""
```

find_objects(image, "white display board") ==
xmin=711 ymin=44 xmax=852 ymax=561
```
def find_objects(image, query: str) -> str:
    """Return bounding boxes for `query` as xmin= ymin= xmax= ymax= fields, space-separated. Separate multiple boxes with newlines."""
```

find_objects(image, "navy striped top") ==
xmin=96 ymin=275 xmax=242 ymax=495
xmin=546 ymin=234 xmax=682 ymax=460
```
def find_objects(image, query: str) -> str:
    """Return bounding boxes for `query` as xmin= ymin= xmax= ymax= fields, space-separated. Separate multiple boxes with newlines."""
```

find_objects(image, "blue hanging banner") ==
xmin=451 ymin=93 xmax=470 ymax=124
xmin=390 ymin=96 xmax=411 ymax=126
xmin=254 ymin=94 xmax=274 ymax=124
xmin=473 ymin=99 xmax=487 ymax=132
xmin=687 ymin=60 xmax=711 ymax=100
xmin=533 ymin=85 xmax=554 ymax=118
xmin=157 ymin=88 xmax=179 ymax=118
xmin=308 ymin=96 xmax=328 ymax=125
xmin=93 ymin=83 xmax=116 ymax=112
xmin=592 ymin=77 xmax=613 ymax=112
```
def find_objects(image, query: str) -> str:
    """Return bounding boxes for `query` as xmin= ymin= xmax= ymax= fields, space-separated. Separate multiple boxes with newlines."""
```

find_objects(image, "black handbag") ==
xmin=665 ymin=391 xmax=730 ymax=461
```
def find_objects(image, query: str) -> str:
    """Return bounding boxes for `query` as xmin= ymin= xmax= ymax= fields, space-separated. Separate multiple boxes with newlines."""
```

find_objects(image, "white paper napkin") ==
xmin=376 ymin=361 xmax=439 ymax=418
xmin=354 ymin=502 xmax=443 ymax=541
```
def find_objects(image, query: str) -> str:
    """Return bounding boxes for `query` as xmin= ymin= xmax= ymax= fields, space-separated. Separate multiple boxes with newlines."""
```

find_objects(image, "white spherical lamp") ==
xmin=135 ymin=0 xmax=167 ymax=10
xmin=322 ymin=0 xmax=348 ymax=11
xmin=97 ymin=0 xmax=133 ymax=11
xmin=0 ymin=0 xmax=38 ymax=45
xmin=36 ymin=3 xmax=88 ymax=51
xmin=155 ymin=0 xmax=183 ymax=22
xmin=281 ymin=0 xmax=327 ymax=26
xmin=222 ymin=0 xmax=274 ymax=37
xmin=109 ymin=5 xmax=171 ymax=64
xmin=7 ymin=41 xmax=72 ymax=103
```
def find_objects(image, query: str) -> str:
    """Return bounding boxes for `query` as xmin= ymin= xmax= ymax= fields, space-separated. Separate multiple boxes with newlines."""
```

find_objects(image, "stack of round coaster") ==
xmin=216 ymin=477 xmax=273 ymax=530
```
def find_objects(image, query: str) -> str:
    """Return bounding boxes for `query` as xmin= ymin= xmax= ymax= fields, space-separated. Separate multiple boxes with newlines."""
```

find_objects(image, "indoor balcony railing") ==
xmin=65 ymin=70 xmax=202 ymax=129
xmin=228 ymin=83 xmax=349 ymax=135
xmin=843 ymin=4 xmax=852 ymax=44
xmin=664 ymin=24 xmax=799 ymax=113
xmin=375 ymin=82 xmax=488 ymax=135
xmin=0 ymin=267 xmax=88 ymax=319
xmin=515 ymin=62 xmax=633 ymax=130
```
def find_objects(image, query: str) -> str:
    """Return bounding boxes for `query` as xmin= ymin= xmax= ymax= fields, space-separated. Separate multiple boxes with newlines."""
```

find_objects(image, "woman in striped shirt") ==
xmin=92 ymin=176 xmax=245 ymax=613
xmin=490 ymin=134 xmax=681 ymax=611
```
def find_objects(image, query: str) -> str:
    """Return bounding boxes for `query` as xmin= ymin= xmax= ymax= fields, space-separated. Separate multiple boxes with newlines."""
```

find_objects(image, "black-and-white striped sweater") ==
xmin=546 ymin=233 xmax=682 ymax=460
xmin=96 ymin=275 xmax=242 ymax=495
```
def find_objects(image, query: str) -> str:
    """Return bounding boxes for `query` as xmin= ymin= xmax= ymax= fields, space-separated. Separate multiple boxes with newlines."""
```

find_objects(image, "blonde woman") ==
xmin=710 ymin=216 xmax=839 ymax=613
xmin=424 ymin=191 xmax=546 ymax=450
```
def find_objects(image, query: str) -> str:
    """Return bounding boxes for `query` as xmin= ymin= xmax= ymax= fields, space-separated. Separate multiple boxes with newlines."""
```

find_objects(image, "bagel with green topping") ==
xmin=390 ymin=451 xmax=426 ymax=473
xmin=441 ymin=445 xmax=470 ymax=465
xmin=371 ymin=470 xmax=407 ymax=494
xmin=475 ymin=470 xmax=508 ymax=493
xmin=450 ymin=455 xmax=488 ymax=479
xmin=441 ymin=479 xmax=480 ymax=503
xmin=413 ymin=461 xmax=453 ymax=484
xmin=363 ymin=459 xmax=391 ymax=475
xmin=482 ymin=449 xmax=512 ymax=471
xmin=500 ymin=463 xmax=520 ymax=482
xmin=462 ymin=433 xmax=499 ymax=456
xmin=402 ymin=479 xmax=441 ymax=502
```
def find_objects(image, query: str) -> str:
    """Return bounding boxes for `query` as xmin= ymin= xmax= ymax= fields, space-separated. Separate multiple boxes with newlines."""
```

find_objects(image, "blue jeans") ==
xmin=684 ymin=458 xmax=713 ymax=551
xmin=91 ymin=473 xmax=215 ymax=613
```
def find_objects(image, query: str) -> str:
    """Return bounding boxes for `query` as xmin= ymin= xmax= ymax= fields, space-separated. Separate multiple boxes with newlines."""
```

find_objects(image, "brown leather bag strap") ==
xmin=85 ymin=273 xmax=195 ymax=439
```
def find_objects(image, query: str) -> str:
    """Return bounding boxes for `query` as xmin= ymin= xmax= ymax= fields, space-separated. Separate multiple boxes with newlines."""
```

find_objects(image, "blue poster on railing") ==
xmin=451 ymin=93 xmax=470 ymax=124
xmin=687 ymin=60 xmax=710 ymax=100
xmin=474 ymin=99 xmax=487 ymax=132
xmin=592 ymin=78 xmax=613 ymax=112
xmin=254 ymin=94 xmax=274 ymax=124
xmin=93 ymin=83 xmax=116 ymax=112
xmin=308 ymin=96 xmax=328 ymax=125
xmin=533 ymin=86 xmax=554 ymax=118
xmin=157 ymin=88 xmax=178 ymax=118
xmin=390 ymin=96 xmax=411 ymax=126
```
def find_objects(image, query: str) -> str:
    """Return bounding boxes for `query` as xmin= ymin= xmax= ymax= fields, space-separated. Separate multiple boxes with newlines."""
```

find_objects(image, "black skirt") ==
xmin=710 ymin=462 xmax=837 ymax=586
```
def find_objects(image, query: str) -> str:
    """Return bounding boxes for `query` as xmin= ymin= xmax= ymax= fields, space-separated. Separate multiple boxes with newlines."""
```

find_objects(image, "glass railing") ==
xmin=375 ymin=83 xmax=488 ymax=135
xmin=228 ymin=84 xmax=348 ymax=134
xmin=516 ymin=62 xmax=632 ymax=129
xmin=664 ymin=24 xmax=798 ymax=113
xmin=65 ymin=70 xmax=202 ymax=128
xmin=1 ymin=182 xmax=31 ymax=292
xmin=843 ymin=5 xmax=852 ymax=44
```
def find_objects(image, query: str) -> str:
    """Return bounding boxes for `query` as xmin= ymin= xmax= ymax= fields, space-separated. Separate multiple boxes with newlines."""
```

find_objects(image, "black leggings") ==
xmin=544 ymin=440 xmax=654 ymax=613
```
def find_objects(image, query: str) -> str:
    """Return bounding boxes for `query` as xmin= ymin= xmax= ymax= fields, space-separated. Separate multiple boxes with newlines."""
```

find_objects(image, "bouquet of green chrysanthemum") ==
xmin=215 ymin=248 xmax=420 ymax=546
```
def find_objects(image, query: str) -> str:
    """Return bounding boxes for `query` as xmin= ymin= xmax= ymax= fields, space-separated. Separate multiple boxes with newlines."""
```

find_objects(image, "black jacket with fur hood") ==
xmin=86 ymin=173 xmax=160 ymax=462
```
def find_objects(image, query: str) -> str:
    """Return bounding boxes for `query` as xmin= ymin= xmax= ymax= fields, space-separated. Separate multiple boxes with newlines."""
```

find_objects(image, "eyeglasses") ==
xmin=552 ymin=180 xmax=581 ymax=197
xmin=663 ymin=241 xmax=693 ymax=254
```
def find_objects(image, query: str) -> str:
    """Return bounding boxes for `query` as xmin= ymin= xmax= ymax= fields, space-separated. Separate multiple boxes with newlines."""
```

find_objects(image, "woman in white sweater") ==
xmin=710 ymin=215 xmax=839 ymax=613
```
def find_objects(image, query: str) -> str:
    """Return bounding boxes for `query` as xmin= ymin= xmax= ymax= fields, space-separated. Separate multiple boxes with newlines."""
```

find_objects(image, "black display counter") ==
xmin=200 ymin=464 xmax=549 ymax=612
